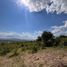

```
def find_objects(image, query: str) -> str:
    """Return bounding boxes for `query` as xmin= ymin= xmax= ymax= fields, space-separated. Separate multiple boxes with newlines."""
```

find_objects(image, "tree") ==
xmin=36 ymin=36 xmax=42 ymax=42
xmin=36 ymin=36 xmax=42 ymax=48
xmin=41 ymin=31 xmax=54 ymax=47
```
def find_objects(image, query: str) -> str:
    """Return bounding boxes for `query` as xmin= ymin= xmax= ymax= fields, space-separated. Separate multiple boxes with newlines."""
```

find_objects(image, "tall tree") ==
xmin=41 ymin=31 xmax=54 ymax=47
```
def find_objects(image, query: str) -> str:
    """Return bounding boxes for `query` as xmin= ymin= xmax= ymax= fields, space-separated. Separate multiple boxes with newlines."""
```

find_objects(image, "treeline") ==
xmin=0 ymin=31 xmax=67 ymax=57
xmin=36 ymin=31 xmax=67 ymax=48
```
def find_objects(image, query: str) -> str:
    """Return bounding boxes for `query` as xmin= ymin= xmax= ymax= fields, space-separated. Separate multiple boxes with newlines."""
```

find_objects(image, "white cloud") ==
xmin=17 ymin=0 xmax=50 ymax=12
xmin=17 ymin=0 xmax=67 ymax=14
xmin=46 ymin=0 xmax=67 ymax=14
xmin=0 ymin=31 xmax=42 ymax=40
xmin=51 ymin=20 xmax=67 ymax=36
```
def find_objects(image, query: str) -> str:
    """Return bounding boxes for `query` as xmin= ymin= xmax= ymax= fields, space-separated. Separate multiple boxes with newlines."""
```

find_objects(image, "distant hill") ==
xmin=0 ymin=38 xmax=32 ymax=42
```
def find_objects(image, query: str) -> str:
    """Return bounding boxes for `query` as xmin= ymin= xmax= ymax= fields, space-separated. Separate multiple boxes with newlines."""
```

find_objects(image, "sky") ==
xmin=0 ymin=0 xmax=67 ymax=40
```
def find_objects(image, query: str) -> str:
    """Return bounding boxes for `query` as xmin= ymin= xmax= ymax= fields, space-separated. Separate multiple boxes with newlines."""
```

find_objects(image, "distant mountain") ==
xmin=0 ymin=38 xmax=32 ymax=42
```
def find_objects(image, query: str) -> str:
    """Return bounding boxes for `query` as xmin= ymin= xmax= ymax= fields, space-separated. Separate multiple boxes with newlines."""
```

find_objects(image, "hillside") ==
xmin=0 ymin=47 xmax=67 ymax=67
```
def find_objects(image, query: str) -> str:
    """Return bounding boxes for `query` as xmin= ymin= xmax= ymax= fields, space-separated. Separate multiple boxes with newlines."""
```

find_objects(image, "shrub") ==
xmin=31 ymin=45 xmax=38 ymax=53
xmin=41 ymin=31 xmax=54 ymax=47
xmin=0 ymin=48 xmax=10 ymax=56
xmin=7 ymin=49 xmax=18 ymax=58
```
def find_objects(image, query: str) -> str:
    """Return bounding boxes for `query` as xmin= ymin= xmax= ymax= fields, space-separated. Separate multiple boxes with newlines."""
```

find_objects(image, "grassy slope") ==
xmin=0 ymin=47 xmax=67 ymax=67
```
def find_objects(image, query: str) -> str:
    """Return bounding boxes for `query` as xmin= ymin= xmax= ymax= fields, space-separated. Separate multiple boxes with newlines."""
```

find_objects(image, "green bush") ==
xmin=31 ymin=45 xmax=38 ymax=53
xmin=7 ymin=49 xmax=18 ymax=58
xmin=0 ymin=47 xmax=10 ymax=56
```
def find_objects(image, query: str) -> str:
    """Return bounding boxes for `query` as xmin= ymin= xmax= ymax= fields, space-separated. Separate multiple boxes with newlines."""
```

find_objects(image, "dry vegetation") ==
xmin=0 ymin=47 xmax=67 ymax=67
xmin=0 ymin=31 xmax=67 ymax=67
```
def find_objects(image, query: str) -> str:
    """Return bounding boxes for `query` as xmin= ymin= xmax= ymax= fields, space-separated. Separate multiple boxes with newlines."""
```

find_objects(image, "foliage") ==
xmin=31 ymin=45 xmax=38 ymax=53
xmin=41 ymin=31 xmax=54 ymax=47
xmin=0 ymin=31 xmax=67 ymax=56
xmin=7 ymin=49 xmax=18 ymax=58
xmin=36 ymin=36 xmax=42 ymax=42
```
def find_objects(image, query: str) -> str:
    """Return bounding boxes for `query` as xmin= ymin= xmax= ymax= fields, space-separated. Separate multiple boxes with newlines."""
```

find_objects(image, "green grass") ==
xmin=0 ymin=41 xmax=67 ymax=57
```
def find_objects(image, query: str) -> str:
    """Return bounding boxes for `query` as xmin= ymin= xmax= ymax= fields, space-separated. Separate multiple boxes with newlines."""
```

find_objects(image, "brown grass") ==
xmin=0 ymin=47 xmax=67 ymax=67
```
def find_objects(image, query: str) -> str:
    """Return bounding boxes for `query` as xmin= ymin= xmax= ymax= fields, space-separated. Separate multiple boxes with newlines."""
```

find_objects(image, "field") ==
xmin=0 ymin=41 xmax=67 ymax=67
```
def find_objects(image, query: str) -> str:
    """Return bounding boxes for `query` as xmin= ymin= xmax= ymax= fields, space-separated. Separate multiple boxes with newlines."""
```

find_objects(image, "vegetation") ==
xmin=0 ymin=31 xmax=67 ymax=57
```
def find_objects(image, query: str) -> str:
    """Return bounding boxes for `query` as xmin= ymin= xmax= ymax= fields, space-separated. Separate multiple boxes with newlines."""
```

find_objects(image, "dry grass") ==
xmin=0 ymin=47 xmax=67 ymax=67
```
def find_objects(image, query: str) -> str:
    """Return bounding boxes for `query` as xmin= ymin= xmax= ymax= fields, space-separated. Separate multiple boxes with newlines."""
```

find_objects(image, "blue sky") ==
xmin=0 ymin=0 xmax=67 ymax=40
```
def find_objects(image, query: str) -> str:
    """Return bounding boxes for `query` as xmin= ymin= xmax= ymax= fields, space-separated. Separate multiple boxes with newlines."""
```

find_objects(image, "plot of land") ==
xmin=0 ymin=47 xmax=67 ymax=67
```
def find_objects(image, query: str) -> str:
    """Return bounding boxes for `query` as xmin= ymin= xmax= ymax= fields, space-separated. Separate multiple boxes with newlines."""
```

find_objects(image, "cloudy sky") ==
xmin=0 ymin=0 xmax=67 ymax=40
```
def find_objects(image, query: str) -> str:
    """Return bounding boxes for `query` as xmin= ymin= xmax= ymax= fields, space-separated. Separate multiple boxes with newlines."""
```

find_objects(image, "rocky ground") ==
xmin=0 ymin=48 xmax=67 ymax=67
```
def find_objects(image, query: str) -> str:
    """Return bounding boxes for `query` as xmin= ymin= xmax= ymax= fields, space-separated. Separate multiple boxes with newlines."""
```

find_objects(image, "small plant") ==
xmin=7 ymin=49 xmax=18 ymax=58
xmin=0 ymin=48 xmax=10 ymax=56
xmin=31 ymin=45 xmax=38 ymax=53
